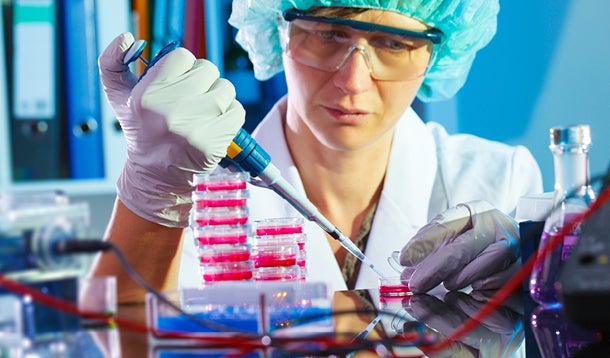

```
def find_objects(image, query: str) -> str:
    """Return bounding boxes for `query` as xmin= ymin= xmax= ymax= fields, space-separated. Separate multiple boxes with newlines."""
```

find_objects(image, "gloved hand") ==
xmin=399 ymin=200 xmax=520 ymax=293
xmin=404 ymin=290 xmax=524 ymax=358
xmin=99 ymin=32 xmax=245 ymax=227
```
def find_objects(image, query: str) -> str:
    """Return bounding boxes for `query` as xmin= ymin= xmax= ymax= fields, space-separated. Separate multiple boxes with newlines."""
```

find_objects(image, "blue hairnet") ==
xmin=228 ymin=0 xmax=499 ymax=102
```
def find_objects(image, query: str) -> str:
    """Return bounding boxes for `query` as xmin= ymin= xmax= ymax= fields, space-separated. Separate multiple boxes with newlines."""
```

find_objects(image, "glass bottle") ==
xmin=529 ymin=124 xmax=596 ymax=305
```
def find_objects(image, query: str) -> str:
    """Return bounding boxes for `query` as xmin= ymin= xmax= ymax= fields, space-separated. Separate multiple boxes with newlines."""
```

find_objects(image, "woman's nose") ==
xmin=332 ymin=46 xmax=376 ymax=94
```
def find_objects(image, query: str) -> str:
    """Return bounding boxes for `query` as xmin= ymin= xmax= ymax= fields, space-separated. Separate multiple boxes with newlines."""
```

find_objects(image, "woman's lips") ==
xmin=324 ymin=106 xmax=370 ymax=123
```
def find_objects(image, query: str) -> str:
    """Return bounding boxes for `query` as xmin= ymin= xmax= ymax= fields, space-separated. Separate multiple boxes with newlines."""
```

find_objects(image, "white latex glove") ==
xmin=399 ymin=200 xmax=520 ymax=293
xmin=99 ymin=32 xmax=245 ymax=227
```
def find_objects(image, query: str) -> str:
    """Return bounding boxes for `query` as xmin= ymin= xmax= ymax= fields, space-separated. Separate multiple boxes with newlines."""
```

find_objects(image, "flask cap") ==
xmin=549 ymin=124 xmax=591 ymax=147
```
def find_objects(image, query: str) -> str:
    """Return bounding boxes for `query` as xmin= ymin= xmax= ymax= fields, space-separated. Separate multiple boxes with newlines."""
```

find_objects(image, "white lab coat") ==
xmin=178 ymin=97 xmax=543 ymax=293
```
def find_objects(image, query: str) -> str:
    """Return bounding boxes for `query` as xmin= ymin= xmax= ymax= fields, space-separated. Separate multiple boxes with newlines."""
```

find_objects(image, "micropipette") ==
xmin=124 ymin=39 xmax=387 ymax=279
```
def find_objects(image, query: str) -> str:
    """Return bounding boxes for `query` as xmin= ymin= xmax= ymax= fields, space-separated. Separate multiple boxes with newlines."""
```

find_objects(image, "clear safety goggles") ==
xmin=279 ymin=9 xmax=445 ymax=81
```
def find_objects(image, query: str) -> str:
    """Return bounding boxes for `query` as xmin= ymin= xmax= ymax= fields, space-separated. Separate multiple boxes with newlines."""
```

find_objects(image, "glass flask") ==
xmin=529 ymin=124 xmax=595 ymax=305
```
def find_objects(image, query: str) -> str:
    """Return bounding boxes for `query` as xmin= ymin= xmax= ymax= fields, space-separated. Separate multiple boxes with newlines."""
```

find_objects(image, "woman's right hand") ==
xmin=98 ymin=32 xmax=245 ymax=227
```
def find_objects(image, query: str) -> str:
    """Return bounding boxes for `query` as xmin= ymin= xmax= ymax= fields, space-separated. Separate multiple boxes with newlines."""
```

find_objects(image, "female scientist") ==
xmin=91 ymin=0 xmax=543 ymax=303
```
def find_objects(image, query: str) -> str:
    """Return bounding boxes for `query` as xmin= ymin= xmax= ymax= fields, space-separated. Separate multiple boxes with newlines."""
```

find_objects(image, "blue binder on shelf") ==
xmin=61 ymin=0 xmax=104 ymax=179
xmin=167 ymin=0 xmax=186 ymax=45
xmin=152 ymin=0 xmax=185 ymax=55
xmin=151 ymin=0 xmax=168 ymax=55
xmin=9 ymin=0 xmax=66 ymax=181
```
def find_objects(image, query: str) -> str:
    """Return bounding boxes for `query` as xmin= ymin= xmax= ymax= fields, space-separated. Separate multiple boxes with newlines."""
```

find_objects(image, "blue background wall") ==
xmin=426 ymin=0 xmax=610 ymax=192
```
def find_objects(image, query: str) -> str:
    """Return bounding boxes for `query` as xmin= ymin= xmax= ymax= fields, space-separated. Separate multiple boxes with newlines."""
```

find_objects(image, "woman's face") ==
xmin=283 ymin=9 xmax=429 ymax=153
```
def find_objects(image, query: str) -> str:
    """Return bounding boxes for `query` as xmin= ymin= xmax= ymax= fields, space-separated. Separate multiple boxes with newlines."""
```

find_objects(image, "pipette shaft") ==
xmin=258 ymin=163 xmax=387 ymax=279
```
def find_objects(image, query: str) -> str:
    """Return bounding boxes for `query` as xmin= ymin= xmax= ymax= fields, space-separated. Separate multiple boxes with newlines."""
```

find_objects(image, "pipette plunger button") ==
xmin=123 ymin=39 xmax=148 ymax=65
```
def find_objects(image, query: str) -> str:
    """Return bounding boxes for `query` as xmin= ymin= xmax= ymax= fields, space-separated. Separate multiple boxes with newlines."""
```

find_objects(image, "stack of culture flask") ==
xmin=191 ymin=171 xmax=254 ymax=284
xmin=251 ymin=217 xmax=308 ymax=281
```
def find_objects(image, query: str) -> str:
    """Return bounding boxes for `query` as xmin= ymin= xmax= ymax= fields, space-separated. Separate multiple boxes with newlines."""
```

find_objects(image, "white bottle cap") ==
xmin=550 ymin=124 xmax=591 ymax=147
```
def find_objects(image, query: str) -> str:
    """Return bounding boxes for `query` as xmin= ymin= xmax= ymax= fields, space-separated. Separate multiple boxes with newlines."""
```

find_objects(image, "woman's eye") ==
xmin=386 ymin=39 xmax=410 ymax=51
xmin=317 ymin=30 xmax=337 ymax=40
xmin=373 ymin=36 xmax=424 ymax=51
xmin=314 ymin=29 xmax=350 ymax=41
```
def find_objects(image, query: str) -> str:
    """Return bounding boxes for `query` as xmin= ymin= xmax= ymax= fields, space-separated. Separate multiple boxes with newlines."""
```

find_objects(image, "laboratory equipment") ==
xmin=192 ymin=206 xmax=250 ymax=227
xmin=387 ymin=250 xmax=403 ymax=274
xmin=253 ymin=266 xmax=301 ymax=281
xmin=146 ymin=281 xmax=334 ymax=343
xmin=251 ymin=242 xmax=298 ymax=268
xmin=193 ymin=188 xmax=249 ymax=209
xmin=198 ymin=244 xmax=251 ymax=264
xmin=252 ymin=217 xmax=307 ymax=280
xmin=252 ymin=217 xmax=304 ymax=236
xmin=378 ymin=276 xmax=411 ymax=297
xmin=0 ymin=191 xmax=90 ymax=275
xmin=193 ymin=225 xmax=250 ymax=245
xmin=192 ymin=172 xmax=254 ymax=284
xmin=194 ymin=171 xmax=249 ymax=191
xmin=199 ymin=261 xmax=254 ymax=282
xmin=251 ymin=239 xmax=300 ymax=281
xmin=124 ymin=39 xmax=386 ymax=279
xmin=0 ymin=191 xmax=114 ymax=340
xmin=386 ymin=250 xmax=417 ymax=292
xmin=529 ymin=125 xmax=595 ymax=305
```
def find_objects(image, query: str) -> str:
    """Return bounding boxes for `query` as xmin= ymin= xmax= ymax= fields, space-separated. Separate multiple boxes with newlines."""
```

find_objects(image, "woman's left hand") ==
xmin=399 ymin=200 xmax=520 ymax=293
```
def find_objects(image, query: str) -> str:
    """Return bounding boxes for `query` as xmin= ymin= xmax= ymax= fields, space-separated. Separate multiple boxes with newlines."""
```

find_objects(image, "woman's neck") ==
xmin=284 ymin=117 xmax=392 ymax=241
